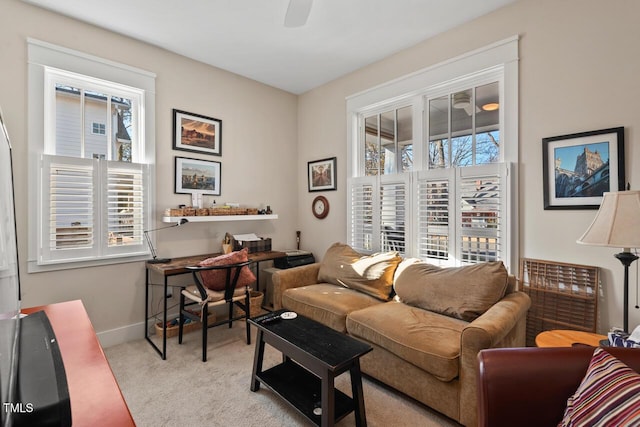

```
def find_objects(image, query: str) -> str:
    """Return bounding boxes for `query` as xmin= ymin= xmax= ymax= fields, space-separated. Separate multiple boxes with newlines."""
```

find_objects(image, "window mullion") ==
xmin=471 ymin=88 xmax=476 ymax=165
xmin=377 ymin=114 xmax=381 ymax=176
xmin=80 ymin=88 xmax=86 ymax=159
xmin=447 ymin=94 xmax=452 ymax=167
xmin=106 ymin=95 xmax=112 ymax=161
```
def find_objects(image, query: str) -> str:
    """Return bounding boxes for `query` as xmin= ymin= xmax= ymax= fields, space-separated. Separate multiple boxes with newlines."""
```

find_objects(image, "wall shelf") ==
xmin=162 ymin=214 xmax=278 ymax=223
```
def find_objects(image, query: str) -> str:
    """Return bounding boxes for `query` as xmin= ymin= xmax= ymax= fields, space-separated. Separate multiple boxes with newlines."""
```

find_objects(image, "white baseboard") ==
xmin=97 ymin=321 xmax=146 ymax=348
xmin=98 ymin=310 xmax=181 ymax=348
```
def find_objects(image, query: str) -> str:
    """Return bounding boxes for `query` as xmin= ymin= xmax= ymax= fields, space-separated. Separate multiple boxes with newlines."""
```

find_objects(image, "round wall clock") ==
xmin=312 ymin=196 xmax=329 ymax=219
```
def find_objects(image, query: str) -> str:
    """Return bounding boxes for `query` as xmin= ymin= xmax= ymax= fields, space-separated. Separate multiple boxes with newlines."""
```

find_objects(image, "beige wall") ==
xmin=0 ymin=0 xmax=298 ymax=340
xmin=297 ymin=0 xmax=640 ymax=333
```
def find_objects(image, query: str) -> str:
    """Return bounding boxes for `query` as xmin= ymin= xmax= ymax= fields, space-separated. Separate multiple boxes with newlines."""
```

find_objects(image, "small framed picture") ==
xmin=308 ymin=157 xmax=337 ymax=192
xmin=173 ymin=109 xmax=222 ymax=156
xmin=542 ymin=127 xmax=624 ymax=210
xmin=175 ymin=156 xmax=221 ymax=196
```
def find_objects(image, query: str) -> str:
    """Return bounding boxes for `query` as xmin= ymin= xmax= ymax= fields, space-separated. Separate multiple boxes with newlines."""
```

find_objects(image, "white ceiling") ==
xmin=23 ymin=0 xmax=516 ymax=94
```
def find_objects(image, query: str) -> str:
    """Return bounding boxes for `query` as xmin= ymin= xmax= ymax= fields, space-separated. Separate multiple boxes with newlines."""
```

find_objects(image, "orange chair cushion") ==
xmin=198 ymin=248 xmax=256 ymax=291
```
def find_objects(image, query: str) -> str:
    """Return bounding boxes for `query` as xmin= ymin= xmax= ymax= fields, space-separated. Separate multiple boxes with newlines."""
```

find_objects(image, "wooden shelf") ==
xmin=162 ymin=214 xmax=278 ymax=223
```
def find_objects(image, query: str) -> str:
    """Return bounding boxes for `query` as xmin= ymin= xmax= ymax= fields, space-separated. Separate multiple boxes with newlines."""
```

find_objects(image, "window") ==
xmin=28 ymin=39 xmax=156 ymax=271
xmin=91 ymin=122 xmax=106 ymax=135
xmin=428 ymin=82 xmax=500 ymax=168
xmin=347 ymin=37 xmax=518 ymax=271
xmin=364 ymin=106 xmax=413 ymax=176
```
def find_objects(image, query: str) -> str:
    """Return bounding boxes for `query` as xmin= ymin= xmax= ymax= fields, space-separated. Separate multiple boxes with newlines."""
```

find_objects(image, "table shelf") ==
xmin=256 ymin=359 xmax=354 ymax=426
xmin=162 ymin=214 xmax=277 ymax=223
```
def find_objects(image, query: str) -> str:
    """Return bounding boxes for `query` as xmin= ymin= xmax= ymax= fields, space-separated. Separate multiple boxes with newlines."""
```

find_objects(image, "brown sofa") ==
xmin=272 ymin=243 xmax=530 ymax=427
xmin=477 ymin=346 xmax=640 ymax=427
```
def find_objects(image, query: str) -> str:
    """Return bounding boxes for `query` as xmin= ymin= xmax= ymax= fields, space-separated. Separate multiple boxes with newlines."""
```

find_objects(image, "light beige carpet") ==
xmin=104 ymin=323 xmax=461 ymax=427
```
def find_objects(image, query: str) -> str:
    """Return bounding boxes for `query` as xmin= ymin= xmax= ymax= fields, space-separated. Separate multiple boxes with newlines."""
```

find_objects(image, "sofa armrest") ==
xmin=458 ymin=291 xmax=531 ymax=427
xmin=477 ymin=346 xmax=640 ymax=427
xmin=271 ymin=263 xmax=321 ymax=310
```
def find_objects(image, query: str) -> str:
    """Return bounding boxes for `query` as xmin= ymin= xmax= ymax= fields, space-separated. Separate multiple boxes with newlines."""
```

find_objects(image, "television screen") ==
xmin=0 ymin=108 xmax=21 ymax=427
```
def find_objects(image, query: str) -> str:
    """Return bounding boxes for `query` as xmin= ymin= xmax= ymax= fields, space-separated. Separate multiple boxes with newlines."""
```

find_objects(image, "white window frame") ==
xmin=91 ymin=122 xmax=106 ymax=135
xmin=27 ymin=39 xmax=157 ymax=272
xmin=346 ymin=36 xmax=519 ymax=272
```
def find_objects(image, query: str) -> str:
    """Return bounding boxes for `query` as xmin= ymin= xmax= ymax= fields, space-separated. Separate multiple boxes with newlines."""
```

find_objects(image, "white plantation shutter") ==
xmin=416 ymin=169 xmax=454 ymax=264
xmin=348 ymin=177 xmax=377 ymax=253
xmin=41 ymin=155 xmax=98 ymax=262
xmin=457 ymin=164 xmax=506 ymax=264
xmin=349 ymin=165 xmax=509 ymax=265
xmin=40 ymin=155 xmax=148 ymax=264
xmin=380 ymin=174 xmax=409 ymax=254
xmin=104 ymin=162 xmax=147 ymax=255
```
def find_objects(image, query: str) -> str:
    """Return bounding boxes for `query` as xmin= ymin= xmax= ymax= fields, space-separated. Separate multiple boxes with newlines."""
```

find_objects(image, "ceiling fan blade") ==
xmin=463 ymin=104 xmax=474 ymax=116
xmin=284 ymin=0 xmax=313 ymax=28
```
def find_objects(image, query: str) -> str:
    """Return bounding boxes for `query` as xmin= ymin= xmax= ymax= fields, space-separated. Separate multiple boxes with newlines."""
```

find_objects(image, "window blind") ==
xmin=380 ymin=174 xmax=408 ymax=254
xmin=42 ymin=155 xmax=97 ymax=262
xmin=105 ymin=162 xmax=146 ymax=249
xmin=348 ymin=177 xmax=376 ymax=253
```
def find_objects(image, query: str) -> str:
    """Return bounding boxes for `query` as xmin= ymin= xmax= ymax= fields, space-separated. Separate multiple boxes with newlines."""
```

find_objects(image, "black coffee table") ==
xmin=249 ymin=310 xmax=372 ymax=427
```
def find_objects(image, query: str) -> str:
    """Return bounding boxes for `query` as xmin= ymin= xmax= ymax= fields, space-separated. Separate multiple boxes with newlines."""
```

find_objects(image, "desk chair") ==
xmin=179 ymin=261 xmax=252 ymax=361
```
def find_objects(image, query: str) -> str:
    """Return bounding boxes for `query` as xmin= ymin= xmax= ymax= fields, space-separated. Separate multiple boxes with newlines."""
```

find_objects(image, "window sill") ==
xmin=27 ymin=253 xmax=149 ymax=273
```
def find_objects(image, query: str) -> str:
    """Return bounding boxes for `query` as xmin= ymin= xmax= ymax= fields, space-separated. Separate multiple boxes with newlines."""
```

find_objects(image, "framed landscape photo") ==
xmin=175 ymin=156 xmax=221 ymax=196
xmin=308 ymin=157 xmax=337 ymax=192
xmin=173 ymin=109 xmax=222 ymax=156
xmin=542 ymin=127 xmax=624 ymax=210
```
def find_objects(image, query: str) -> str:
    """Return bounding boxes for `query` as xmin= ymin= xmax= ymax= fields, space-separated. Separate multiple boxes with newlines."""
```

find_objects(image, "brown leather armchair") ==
xmin=476 ymin=346 xmax=640 ymax=427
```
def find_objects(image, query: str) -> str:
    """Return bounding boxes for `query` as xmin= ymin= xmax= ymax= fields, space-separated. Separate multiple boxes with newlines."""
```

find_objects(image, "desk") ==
xmin=535 ymin=329 xmax=607 ymax=347
xmin=145 ymin=250 xmax=286 ymax=359
xmin=22 ymin=300 xmax=135 ymax=427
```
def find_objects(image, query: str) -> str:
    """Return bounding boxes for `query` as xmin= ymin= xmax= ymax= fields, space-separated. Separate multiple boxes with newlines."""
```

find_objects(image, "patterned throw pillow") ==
xmin=317 ymin=242 xmax=401 ymax=301
xmin=198 ymin=248 xmax=256 ymax=291
xmin=559 ymin=347 xmax=640 ymax=426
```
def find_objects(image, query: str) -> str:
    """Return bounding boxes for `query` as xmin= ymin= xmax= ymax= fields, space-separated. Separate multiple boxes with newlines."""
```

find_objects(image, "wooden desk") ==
xmin=535 ymin=329 xmax=607 ymax=348
xmin=22 ymin=300 xmax=135 ymax=427
xmin=145 ymin=250 xmax=286 ymax=359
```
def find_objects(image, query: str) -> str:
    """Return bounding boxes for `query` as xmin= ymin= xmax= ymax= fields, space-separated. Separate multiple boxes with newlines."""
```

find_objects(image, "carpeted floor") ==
xmin=104 ymin=323 xmax=461 ymax=427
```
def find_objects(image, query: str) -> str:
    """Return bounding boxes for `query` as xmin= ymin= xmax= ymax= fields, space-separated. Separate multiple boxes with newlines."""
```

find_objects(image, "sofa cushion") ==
xmin=346 ymin=301 xmax=465 ymax=382
xmin=317 ymin=242 xmax=401 ymax=301
xmin=560 ymin=347 xmax=640 ymax=426
xmin=393 ymin=261 xmax=509 ymax=321
xmin=282 ymin=283 xmax=382 ymax=333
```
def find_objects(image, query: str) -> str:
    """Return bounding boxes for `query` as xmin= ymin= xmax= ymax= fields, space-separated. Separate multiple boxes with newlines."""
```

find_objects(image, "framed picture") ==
xmin=172 ymin=109 xmax=222 ymax=156
xmin=308 ymin=157 xmax=337 ymax=192
xmin=542 ymin=127 xmax=624 ymax=210
xmin=175 ymin=156 xmax=221 ymax=196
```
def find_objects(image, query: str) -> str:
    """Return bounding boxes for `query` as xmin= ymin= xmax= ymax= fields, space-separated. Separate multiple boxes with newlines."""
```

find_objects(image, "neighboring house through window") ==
xmin=27 ymin=39 xmax=156 ymax=271
xmin=347 ymin=37 xmax=519 ymax=272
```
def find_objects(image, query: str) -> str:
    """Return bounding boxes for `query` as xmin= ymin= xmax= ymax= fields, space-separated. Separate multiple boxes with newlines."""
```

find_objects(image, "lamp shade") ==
xmin=577 ymin=191 xmax=640 ymax=249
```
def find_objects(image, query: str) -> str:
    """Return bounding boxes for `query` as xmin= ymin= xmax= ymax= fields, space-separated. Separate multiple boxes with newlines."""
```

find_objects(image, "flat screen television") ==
xmin=0 ymin=109 xmax=71 ymax=427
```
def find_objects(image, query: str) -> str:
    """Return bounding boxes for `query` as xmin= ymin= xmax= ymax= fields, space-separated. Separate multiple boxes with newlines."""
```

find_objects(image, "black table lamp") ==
xmin=577 ymin=191 xmax=640 ymax=333
xmin=144 ymin=218 xmax=189 ymax=264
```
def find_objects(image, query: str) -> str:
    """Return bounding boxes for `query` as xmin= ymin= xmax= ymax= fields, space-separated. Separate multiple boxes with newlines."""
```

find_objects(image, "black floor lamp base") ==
xmin=615 ymin=251 xmax=639 ymax=333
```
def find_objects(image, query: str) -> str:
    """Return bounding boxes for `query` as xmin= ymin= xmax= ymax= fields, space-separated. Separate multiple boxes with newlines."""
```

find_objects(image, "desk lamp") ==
xmin=144 ymin=218 xmax=189 ymax=264
xmin=577 ymin=191 xmax=640 ymax=332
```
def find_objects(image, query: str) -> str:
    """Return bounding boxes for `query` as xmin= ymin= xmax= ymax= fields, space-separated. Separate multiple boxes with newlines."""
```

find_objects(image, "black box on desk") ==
xmin=274 ymin=250 xmax=315 ymax=269
xmin=227 ymin=233 xmax=272 ymax=253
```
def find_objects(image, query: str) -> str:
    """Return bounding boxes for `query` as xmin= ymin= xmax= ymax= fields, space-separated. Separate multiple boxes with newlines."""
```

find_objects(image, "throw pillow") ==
xmin=198 ymin=248 xmax=256 ymax=291
xmin=393 ymin=261 xmax=509 ymax=321
xmin=317 ymin=242 xmax=401 ymax=301
xmin=559 ymin=347 xmax=640 ymax=426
